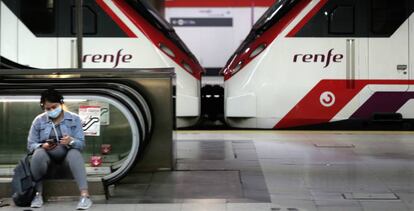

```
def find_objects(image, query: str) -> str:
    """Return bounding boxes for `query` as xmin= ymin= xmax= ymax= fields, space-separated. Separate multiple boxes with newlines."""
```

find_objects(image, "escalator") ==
xmin=0 ymin=69 xmax=174 ymax=193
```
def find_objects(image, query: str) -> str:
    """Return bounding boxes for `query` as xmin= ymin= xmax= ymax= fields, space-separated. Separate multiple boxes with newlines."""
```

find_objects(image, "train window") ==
xmin=328 ymin=6 xmax=355 ymax=34
xmin=71 ymin=6 xmax=97 ymax=35
xmin=20 ymin=0 xmax=55 ymax=34
xmin=371 ymin=0 xmax=407 ymax=35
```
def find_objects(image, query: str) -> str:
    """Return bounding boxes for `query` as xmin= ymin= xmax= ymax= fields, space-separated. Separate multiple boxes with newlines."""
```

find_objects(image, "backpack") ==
xmin=11 ymin=154 xmax=35 ymax=207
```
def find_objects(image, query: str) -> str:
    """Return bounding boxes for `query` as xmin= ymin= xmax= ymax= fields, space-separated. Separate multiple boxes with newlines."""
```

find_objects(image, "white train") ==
xmin=223 ymin=0 xmax=414 ymax=129
xmin=0 ymin=0 xmax=204 ymax=127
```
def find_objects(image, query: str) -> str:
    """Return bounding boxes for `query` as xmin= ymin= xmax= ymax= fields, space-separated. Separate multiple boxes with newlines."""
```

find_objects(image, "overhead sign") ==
xmin=170 ymin=18 xmax=233 ymax=27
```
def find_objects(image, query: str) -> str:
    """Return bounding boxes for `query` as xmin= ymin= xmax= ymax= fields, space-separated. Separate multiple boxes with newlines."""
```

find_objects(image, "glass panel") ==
xmin=371 ymin=0 xmax=408 ymax=35
xmin=329 ymin=6 xmax=355 ymax=34
xmin=21 ymin=0 xmax=55 ymax=34
xmin=71 ymin=6 xmax=98 ymax=35
xmin=125 ymin=0 xmax=197 ymax=60
xmin=253 ymin=0 xmax=289 ymax=32
xmin=228 ymin=0 xmax=296 ymax=60
xmin=0 ymin=97 xmax=132 ymax=178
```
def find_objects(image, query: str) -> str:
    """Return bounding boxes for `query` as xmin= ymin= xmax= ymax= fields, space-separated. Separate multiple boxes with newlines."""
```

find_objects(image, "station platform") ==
xmin=2 ymin=130 xmax=414 ymax=211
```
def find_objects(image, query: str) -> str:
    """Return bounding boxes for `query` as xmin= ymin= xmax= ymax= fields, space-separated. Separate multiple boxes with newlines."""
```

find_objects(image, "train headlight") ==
xmin=232 ymin=61 xmax=243 ymax=74
xmin=182 ymin=61 xmax=193 ymax=73
xmin=249 ymin=43 xmax=267 ymax=58
xmin=159 ymin=43 xmax=176 ymax=58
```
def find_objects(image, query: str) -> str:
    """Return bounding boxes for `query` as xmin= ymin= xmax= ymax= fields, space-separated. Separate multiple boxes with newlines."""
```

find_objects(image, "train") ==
xmin=3 ymin=0 xmax=414 ymax=130
xmin=222 ymin=0 xmax=414 ymax=129
xmin=0 ymin=0 xmax=204 ymax=128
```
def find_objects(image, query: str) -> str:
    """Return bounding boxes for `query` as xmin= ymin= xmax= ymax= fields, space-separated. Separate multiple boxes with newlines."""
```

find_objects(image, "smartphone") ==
xmin=45 ymin=139 xmax=57 ymax=149
xmin=45 ymin=139 xmax=55 ymax=144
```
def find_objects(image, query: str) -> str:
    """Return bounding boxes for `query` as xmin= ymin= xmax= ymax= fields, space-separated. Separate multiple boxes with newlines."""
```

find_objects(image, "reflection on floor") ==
xmin=3 ymin=130 xmax=414 ymax=211
xmin=109 ymin=139 xmax=270 ymax=203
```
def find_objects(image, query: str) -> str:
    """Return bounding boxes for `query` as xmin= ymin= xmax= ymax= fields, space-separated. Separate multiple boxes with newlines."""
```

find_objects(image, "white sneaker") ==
xmin=30 ymin=192 xmax=43 ymax=208
xmin=76 ymin=196 xmax=93 ymax=210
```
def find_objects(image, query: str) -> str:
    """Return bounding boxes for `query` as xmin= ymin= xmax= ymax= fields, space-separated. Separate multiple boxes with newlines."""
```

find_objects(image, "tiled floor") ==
xmin=109 ymin=138 xmax=269 ymax=203
xmin=2 ymin=130 xmax=414 ymax=210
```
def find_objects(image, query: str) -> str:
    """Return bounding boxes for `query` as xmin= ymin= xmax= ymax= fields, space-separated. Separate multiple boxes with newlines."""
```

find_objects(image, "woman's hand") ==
xmin=42 ymin=142 xmax=56 ymax=150
xmin=60 ymin=135 xmax=73 ymax=145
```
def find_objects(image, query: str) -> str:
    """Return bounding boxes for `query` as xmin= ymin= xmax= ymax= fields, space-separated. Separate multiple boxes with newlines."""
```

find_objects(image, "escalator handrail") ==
xmin=0 ymin=84 xmax=150 ymax=186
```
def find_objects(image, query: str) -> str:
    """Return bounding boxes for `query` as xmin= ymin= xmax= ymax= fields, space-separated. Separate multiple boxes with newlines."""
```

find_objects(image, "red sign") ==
xmin=90 ymin=156 xmax=103 ymax=167
xmin=101 ymin=144 xmax=112 ymax=155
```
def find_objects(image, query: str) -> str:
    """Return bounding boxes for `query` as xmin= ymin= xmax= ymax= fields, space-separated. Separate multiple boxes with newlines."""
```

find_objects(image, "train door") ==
xmin=56 ymin=0 xmax=77 ymax=68
xmin=56 ymin=0 xmax=133 ymax=68
xmin=411 ymin=5 xmax=414 ymax=86
xmin=0 ymin=0 xmax=19 ymax=64
xmin=17 ymin=0 xmax=58 ymax=68
xmin=0 ymin=0 xmax=58 ymax=68
xmin=368 ymin=0 xmax=410 ymax=91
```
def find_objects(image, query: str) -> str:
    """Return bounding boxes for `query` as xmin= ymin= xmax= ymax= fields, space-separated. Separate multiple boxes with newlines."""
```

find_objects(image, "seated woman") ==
xmin=27 ymin=88 xmax=92 ymax=210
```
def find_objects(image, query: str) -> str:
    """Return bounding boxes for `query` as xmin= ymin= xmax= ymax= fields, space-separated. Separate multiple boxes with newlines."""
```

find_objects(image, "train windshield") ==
xmin=253 ymin=0 xmax=294 ymax=32
xmin=126 ymin=0 xmax=197 ymax=60
xmin=231 ymin=0 xmax=298 ymax=57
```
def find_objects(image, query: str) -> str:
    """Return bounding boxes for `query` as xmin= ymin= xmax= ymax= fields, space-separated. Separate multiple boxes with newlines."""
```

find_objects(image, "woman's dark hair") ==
xmin=40 ymin=88 xmax=64 ymax=108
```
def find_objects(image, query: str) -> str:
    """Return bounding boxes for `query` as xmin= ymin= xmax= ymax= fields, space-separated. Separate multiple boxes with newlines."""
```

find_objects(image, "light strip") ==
xmin=0 ymin=99 xmax=87 ymax=103
xmin=0 ymin=99 xmax=39 ymax=102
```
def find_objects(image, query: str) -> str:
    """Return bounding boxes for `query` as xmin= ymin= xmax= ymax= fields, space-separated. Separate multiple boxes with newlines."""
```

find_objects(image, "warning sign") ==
xmin=79 ymin=105 xmax=101 ymax=136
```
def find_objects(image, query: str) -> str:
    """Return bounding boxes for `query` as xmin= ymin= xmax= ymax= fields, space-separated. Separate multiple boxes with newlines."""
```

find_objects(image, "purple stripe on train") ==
xmin=351 ymin=92 xmax=414 ymax=119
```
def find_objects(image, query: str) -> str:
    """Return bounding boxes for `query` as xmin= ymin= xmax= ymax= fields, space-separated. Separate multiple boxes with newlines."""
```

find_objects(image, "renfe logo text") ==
xmin=83 ymin=49 xmax=132 ymax=68
xmin=293 ymin=49 xmax=343 ymax=68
